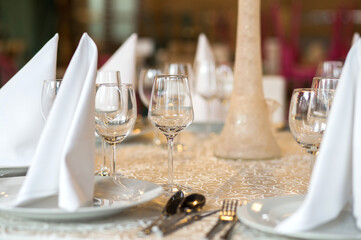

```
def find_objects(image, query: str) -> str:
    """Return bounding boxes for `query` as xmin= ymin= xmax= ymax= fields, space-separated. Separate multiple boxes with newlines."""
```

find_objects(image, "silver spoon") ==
xmin=139 ymin=190 xmax=184 ymax=235
xmin=159 ymin=193 xmax=206 ymax=232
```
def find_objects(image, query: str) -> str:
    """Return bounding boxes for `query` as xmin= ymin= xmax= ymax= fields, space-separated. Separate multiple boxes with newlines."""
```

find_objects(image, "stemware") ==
xmin=194 ymin=61 xmax=218 ymax=134
xmin=95 ymin=83 xmax=137 ymax=182
xmin=163 ymin=62 xmax=194 ymax=151
xmin=95 ymin=70 xmax=121 ymax=176
xmin=148 ymin=75 xmax=194 ymax=194
xmin=316 ymin=61 xmax=343 ymax=78
xmin=216 ymin=64 xmax=234 ymax=105
xmin=289 ymin=88 xmax=335 ymax=172
xmin=138 ymin=68 xmax=163 ymax=145
xmin=41 ymin=79 xmax=62 ymax=120
xmin=311 ymin=77 xmax=339 ymax=90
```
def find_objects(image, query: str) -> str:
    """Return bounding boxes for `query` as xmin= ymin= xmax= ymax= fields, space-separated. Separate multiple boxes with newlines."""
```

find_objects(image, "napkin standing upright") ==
xmin=15 ymin=33 xmax=98 ymax=211
xmin=0 ymin=34 xmax=58 ymax=166
xmin=100 ymin=33 xmax=137 ymax=85
xmin=277 ymin=39 xmax=361 ymax=232
xmin=193 ymin=33 xmax=226 ymax=122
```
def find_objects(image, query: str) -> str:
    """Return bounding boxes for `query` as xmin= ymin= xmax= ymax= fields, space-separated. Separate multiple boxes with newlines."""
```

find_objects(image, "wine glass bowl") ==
xmin=289 ymin=88 xmax=335 ymax=170
xmin=216 ymin=64 xmax=234 ymax=105
xmin=311 ymin=77 xmax=339 ymax=90
xmin=41 ymin=79 xmax=62 ymax=120
xmin=95 ymin=83 xmax=137 ymax=179
xmin=148 ymin=74 xmax=194 ymax=193
xmin=316 ymin=61 xmax=343 ymax=78
xmin=138 ymin=68 xmax=162 ymax=108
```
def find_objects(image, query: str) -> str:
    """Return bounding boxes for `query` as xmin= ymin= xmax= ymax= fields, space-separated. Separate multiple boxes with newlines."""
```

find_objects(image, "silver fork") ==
xmin=205 ymin=199 xmax=238 ymax=240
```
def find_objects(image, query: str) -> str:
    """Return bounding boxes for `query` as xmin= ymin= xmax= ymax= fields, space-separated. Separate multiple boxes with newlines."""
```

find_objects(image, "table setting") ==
xmin=0 ymin=0 xmax=361 ymax=239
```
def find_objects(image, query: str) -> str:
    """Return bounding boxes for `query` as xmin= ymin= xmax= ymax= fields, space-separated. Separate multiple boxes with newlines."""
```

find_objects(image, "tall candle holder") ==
xmin=214 ymin=0 xmax=281 ymax=159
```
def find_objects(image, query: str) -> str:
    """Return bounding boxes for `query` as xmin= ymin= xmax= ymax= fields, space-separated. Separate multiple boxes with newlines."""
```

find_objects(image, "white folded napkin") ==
xmin=100 ymin=33 xmax=137 ymax=84
xmin=14 ymin=33 xmax=98 ymax=211
xmin=352 ymin=32 xmax=360 ymax=46
xmin=193 ymin=33 xmax=226 ymax=123
xmin=0 ymin=34 xmax=58 ymax=167
xmin=277 ymin=39 xmax=361 ymax=232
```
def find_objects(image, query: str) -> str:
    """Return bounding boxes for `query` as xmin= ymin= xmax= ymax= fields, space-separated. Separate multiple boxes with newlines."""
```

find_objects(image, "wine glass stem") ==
xmin=206 ymin=100 xmax=211 ymax=134
xmin=166 ymin=136 xmax=175 ymax=189
xmin=101 ymin=139 xmax=106 ymax=170
xmin=111 ymin=143 xmax=117 ymax=177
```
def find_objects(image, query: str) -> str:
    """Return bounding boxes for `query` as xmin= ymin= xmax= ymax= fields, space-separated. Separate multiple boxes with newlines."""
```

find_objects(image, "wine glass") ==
xmin=95 ymin=70 xmax=121 ymax=176
xmin=316 ymin=61 xmax=343 ymax=78
xmin=289 ymin=88 xmax=335 ymax=172
xmin=311 ymin=77 xmax=339 ymax=90
xmin=216 ymin=64 xmax=233 ymax=105
xmin=163 ymin=62 xmax=193 ymax=151
xmin=138 ymin=68 xmax=163 ymax=145
xmin=95 ymin=83 xmax=137 ymax=182
xmin=148 ymin=75 xmax=194 ymax=194
xmin=41 ymin=79 xmax=62 ymax=120
xmin=194 ymin=61 xmax=217 ymax=134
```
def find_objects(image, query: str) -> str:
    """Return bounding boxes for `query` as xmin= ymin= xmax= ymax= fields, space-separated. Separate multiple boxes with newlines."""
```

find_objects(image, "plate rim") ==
xmin=237 ymin=195 xmax=361 ymax=240
xmin=0 ymin=176 xmax=163 ymax=220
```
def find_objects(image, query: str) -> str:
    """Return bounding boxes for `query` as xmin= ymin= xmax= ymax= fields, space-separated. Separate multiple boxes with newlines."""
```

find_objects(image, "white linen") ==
xmin=277 ymin=39 xmax=361 ymax=232
xmin=100 ymin=33 xmax=137 ymax=85
xmin=193 ymin=33 xmax=226 ymax=123
xmin=0 ymin=34 xmax=58 ymax=166
xmin=14 ymin=33 xmax=98 ymax=211
xmin=352 ymin=32 xmax=360 ymax=46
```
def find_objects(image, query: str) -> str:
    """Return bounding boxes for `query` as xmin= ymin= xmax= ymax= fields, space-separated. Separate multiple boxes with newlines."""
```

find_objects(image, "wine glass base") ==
xmin=161 ymin=183 xmax=192 ymax=196
xmin=94 ymin=168 xmax=111 ymax=176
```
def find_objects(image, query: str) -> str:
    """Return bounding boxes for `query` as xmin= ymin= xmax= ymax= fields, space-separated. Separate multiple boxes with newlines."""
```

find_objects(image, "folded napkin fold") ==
xmin=100 ymin=33 xmax=137 ymax=84
xmin=277 ymin=39 xmax=361 ymax=232
xmin=0 ymin=34 xmax=58 ymax=166
xmin=14 ymin=33 xmax=98 ymax=211
xmin=193 ymin=33 xmax=226 ymax=123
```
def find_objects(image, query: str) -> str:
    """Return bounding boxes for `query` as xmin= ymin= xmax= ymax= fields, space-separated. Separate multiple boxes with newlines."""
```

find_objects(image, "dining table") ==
xmin=0 ymin=121 xmax=311 ymax=240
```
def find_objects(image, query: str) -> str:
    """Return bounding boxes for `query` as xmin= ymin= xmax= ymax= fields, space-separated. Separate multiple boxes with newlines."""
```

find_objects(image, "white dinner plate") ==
xmin=0 ymin=176 xmax=163 ymax=221
xmin=237 ymin=195 xmax=361 ymax=240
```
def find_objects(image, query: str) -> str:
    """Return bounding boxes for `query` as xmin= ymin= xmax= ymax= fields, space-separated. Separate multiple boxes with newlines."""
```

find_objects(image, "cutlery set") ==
xmin=139 ymin=191 xmax=239 ymax=239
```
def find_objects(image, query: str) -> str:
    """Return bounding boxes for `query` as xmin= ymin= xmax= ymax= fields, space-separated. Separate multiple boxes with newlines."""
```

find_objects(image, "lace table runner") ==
xmin=0 ymin=130 xmax=310 ymax=240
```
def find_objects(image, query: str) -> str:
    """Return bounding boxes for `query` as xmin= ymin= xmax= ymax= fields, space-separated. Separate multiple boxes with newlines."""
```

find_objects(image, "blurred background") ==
xmin=0 ymin=0 xmax=360 ymax=89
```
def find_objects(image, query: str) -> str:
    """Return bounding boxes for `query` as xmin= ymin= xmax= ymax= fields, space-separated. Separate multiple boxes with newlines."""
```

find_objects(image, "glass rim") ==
xmin=95 ymin=82 xmax=134 ymax=88
xmin=154 ymin=74 xmax=189 ymax=79
xmin=292 ymin=88 xmax=335 ymax=93
xmin=312 ymin=76 xmax=339 ymax=81
xmin=44 ymin=79 xmax=62 ymax=82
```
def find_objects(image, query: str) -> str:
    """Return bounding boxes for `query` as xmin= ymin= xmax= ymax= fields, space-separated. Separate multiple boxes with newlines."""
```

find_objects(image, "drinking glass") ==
xmin=311 ymin=77 xmax=339 ymax=90
xmin=148 ymin=75 xmax=194 ymax=193
xmin=289 ymin=88 xmax=335 ymax=171
xmin=95 ymin=70 xmax=121 ymax=176
xmin=41 ymin=79 xmax=62 ymax=120
xmin=163 ymin=62 xmax=193 ymax=151
xmin=95 ymin=83 xmax=137 ymax=182
xmin=138 ymin=68 xmax=163 ymax=145
xmin=216 ymin=64 xmax=233 ymax=105
xmin=194 ymin=61 xmax=217 ymax=134
xmin=316 ymin=61 xmax=343 ymax=78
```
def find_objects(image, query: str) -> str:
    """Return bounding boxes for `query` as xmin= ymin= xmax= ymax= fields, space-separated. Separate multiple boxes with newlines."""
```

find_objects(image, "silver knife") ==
xmin=161 ymin=210 xmax=219 ymax=236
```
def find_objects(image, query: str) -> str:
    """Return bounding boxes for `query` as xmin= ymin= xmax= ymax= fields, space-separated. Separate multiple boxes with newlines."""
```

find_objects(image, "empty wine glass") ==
xmin=311 ymin=77 xmax=339 ymax=90
xmin=316 ymin=61 xmax=343 ymax=78
xmin=148 ymin=75 xmax=194 ymax=194
xmin=95 ymin=70 xmax=121 ymax=176
xmin=289 ymin=88 xmax=335 ymax=172
xmin=216 ymin=64 xmax=233 ymax=105
xmin=41 ymin=79 xmax=62 ymax=120
xmin=138 ymin=68 xmax=163 ymax=145
xmin=194 ymin=61 xmax=217 ymax=134
xmin=163 ymin=62 xmax=193 ymax=151
xmin=95 ymin=83 xmax=137 ymax=182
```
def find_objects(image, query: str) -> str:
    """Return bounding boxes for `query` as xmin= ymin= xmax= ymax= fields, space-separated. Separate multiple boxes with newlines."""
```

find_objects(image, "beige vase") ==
xmin=214 ymin=0 xmax=281 ymax=159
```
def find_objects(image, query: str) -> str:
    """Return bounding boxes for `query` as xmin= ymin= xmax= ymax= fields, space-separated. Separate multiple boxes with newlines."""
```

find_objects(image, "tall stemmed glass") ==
xmin=311 ymin=77 xmax=339 ymax=90
xmin=163 ymin=62 xmax=193 ymax=151
xmin=194 ymin=61 xmax=217 ymax=134
xmin=316 ymin=61 xmax=343 ymax=78
xmin=289 ymin=88 xmax=335 ymax=172
xmin=95 ymin=83 xmax=137 ymax=182
xmin=138 ymin=68 xmax=163 ymax=145
xmin=148 ymin=75 xmax=194 ymax=193
xmin=41 ymin=79 xmax=62 ymax=120
xmin=216 ymin=64 xmax=233 ymax=105
xmin=95 ymin=71 xmax=121 ymax=176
